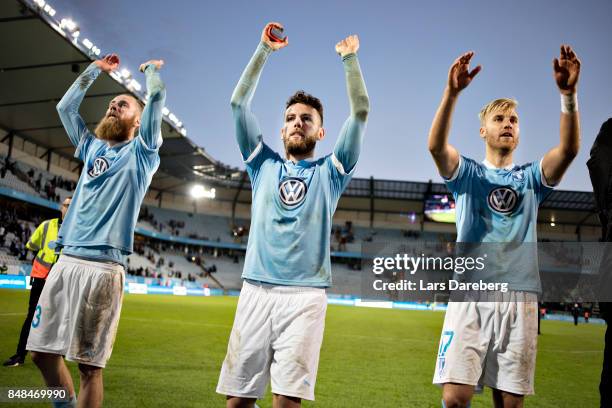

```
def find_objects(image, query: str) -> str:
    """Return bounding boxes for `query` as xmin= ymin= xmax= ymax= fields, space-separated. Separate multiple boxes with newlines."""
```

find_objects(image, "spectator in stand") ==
xmin=35 ymin=174 xmax=42 ymax=191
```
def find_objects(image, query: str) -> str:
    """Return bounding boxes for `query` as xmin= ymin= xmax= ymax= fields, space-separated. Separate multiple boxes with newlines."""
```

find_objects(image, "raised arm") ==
xmin=428 ymin=52 xmax=481 ymax=178
xmin=56 ymin=54 xmax=119 ymax=147
xmin=230 ymin=22 xmax=288 ymax=160
xmin=138 ymin=59 xmax=166 ymax=149
xmin=333 ymin=35 xmax=370 ymax=173
xmin=541 ymin=45 xmax=581 ymax=186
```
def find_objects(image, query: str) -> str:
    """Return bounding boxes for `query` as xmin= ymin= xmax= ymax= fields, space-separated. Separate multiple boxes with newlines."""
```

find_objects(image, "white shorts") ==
xmin=26 ymin=255 xmax=125 ymax=368
xmin=433 ymin=291 xmax=538 ymax=395
xmin=216 ymin=281 xmax=327 ymax=401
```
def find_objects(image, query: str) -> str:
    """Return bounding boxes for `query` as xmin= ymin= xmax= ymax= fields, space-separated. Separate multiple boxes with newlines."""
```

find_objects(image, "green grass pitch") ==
xmin=0 ymin=289 xmax=605 ymax=407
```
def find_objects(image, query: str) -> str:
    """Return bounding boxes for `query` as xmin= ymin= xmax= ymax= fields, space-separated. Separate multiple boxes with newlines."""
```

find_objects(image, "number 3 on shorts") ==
xmin=438 ymin=330 xmax=454 ymax=357
xmin=32 ymin=305 xmax=42 ymax=328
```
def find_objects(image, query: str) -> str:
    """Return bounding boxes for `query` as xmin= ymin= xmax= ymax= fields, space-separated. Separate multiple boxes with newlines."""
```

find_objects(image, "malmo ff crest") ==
xmin=279 ymin=177 xmax=307 ymax=207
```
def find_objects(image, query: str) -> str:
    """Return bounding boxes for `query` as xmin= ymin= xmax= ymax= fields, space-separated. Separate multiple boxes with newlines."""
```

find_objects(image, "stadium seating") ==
xmin=141 ymin=205 xmax=249 ymax=242
xmin=0 ymin=154 xmax=73 ymax=203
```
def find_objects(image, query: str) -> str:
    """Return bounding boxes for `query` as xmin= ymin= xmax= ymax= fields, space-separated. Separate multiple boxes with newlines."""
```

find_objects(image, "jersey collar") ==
xmin=286 ymin=157 xmax=316 ymax=167
xmin=482 ymin=159 xmax=515 ymax=171
xmin=106 ymin=139 xmax=132 ymax=150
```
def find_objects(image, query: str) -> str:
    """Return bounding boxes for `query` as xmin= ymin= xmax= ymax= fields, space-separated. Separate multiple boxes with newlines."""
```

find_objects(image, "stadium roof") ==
xmin=0 ymin=0 xmax=599 ymax=229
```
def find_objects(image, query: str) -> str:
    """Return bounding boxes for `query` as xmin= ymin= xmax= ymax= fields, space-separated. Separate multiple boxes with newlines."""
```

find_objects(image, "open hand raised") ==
xmin=554 ymin=45 xmax=581 ymax=95
xmin=447 ymin=51 xmax=481 ymax=96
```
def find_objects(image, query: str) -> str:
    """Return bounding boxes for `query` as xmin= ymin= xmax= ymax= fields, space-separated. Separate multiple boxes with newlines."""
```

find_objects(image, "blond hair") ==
xmin=478 ymin=98 xmax=518 ymax=125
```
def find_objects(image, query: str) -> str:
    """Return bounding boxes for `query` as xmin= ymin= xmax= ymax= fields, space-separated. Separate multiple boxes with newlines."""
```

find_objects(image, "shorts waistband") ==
xmin=244 ymin=279 xmax=326 ymax=294
xmin=58 ymin=255 xmax=124 ymax=273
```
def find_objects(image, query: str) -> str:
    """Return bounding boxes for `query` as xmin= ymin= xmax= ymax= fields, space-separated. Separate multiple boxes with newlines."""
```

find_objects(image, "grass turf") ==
xmin=0 ymin=289 xmax=605 ymax=407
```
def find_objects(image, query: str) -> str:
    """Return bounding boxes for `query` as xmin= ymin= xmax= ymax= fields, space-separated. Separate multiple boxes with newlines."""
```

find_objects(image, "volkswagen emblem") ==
xmin=487 ymin=187 xmax=518 ymax=213
xmin=88 ymin=157 xmax=109 ymax=178
xmin=279 ymin=177 xmax=307 ymax=207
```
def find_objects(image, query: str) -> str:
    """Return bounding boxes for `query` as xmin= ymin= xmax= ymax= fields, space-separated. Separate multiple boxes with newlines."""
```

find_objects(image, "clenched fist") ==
xmin=335 ymin=35 xmax=359 ymax=58
xmin=139 ymin=59 xmax=164 ymax=73
xmin=261 ymin=22 xmax=288 ymax=51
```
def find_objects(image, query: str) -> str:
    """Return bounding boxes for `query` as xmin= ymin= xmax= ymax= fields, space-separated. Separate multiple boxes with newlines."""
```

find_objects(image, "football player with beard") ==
xmin=26 ymin=54 xmax=165 ymax=408
xmin=216 ymin=22 xmax=369 ymax=408
xmin=428 ymin=46 xmax=580 ymax=408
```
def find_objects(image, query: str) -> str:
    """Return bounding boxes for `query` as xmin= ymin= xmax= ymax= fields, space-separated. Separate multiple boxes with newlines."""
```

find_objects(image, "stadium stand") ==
xmin=1 ymin=154 xmax=74 ymax=202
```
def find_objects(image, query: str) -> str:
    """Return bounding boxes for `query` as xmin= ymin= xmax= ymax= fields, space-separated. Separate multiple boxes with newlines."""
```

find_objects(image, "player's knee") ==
xmin=78 ymin=364 xmax=102 ymax=381
xmin=442 ymin=396 xmax=472 ymax=408
xmin=30 ymin=351 xmax=43 ymax=366
xmin=273 ymin=394 xmax=301 ymax=408
xmin=30 ymin=351 xmax=57 ymax=368
xmin=225 ymin=396 xmax=257 ymax=408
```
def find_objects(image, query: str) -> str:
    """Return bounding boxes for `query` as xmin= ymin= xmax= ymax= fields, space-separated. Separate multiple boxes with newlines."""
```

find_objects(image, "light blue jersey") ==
xmin=445 ymin=157 xmax=554 ymax=292
xmin=243 ymin=143 xmax=353 ymax=286
xmin=56 ymin=63 xmax=166 ymax=264
xmin=232 ymin=43 xmax=369 ymax=287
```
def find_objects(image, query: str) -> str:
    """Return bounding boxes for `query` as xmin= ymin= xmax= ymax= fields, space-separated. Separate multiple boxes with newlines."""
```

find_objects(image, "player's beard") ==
xmin=283 ymin=131 xmax=317 ymax=156
xmin=95 ymin=115 xmax=135 ymax=143
xmin=485 ymin=133 xmax=517 ymax=155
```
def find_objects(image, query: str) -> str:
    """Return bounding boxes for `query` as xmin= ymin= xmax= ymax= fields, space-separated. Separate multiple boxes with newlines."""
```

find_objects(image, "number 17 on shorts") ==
xmin=436 ymin=330 xmax=454 ymax=379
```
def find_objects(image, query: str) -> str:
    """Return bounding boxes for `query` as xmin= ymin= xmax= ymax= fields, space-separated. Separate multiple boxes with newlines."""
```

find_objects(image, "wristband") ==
xmin=561 ymin=93 xmax=578 ymax=114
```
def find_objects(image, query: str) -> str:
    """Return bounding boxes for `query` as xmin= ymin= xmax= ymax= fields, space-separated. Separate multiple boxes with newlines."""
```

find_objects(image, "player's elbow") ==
xmin=561 ymin=140 xmax=580 ymax=161
xmin=428 ymin=140 xmax=444 ymax=156
xmin=353 ymin=95 xmax=370 ymax=122
xmin=148 ymin=85 xmax=166 ymax=102
xmin=230 ymin=95 xmax=247 ymax=112
xmin=56 ymin=99 xmax=69 ymax=114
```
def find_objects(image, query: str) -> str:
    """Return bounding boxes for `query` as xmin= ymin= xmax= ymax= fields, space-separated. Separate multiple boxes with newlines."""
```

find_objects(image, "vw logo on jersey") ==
xmin=279 ymin=177 xmax=307 ymax=207
xmin=487 ymin=187 xmax=518 ymax=214
xmin=88 ymin=157 xmax=109 ymax=178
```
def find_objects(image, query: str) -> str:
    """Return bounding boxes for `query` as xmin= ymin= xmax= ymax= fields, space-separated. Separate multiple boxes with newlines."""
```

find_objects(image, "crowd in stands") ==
xmin=29 ymin=170 xmax=75 ymax=202
xmin=0 ymin=206 xmax=37 ymax=261
xmin=332 ymin=221 xmax=355 ymax=251
xmin=0 ymin=157 xmax=16 ymax=178
xmin=138 ymin=207 xmax=187 ymax=236
xmin=139 ymin=206 xmax=249 ymax=243
xmin=127 ymin=237 xmax=234 ymax=287
xmin=1 ymin=156 xmax=75 ymax=202
xmin=139 ymin=207 xmax=190 ymax=236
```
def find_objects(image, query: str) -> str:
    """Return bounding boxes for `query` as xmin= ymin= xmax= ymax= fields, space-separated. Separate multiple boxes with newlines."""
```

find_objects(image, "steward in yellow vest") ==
xmin=28 ymin=218 xmax=60 ymax=279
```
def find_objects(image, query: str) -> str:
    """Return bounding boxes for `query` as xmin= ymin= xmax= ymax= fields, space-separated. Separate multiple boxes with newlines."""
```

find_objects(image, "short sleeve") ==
xmin=444 ymin=156 xmax=474 ymax=195
xmin=326 ymin=153 xmax=355 ymax=203
xmin=245 ymin=142 xmax=281 ymax=189
xmin=531 ymin=159 xmax=555 ymax=203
